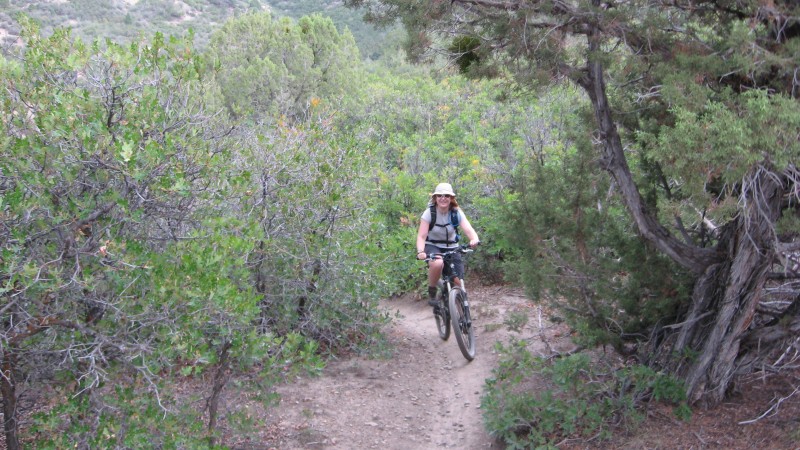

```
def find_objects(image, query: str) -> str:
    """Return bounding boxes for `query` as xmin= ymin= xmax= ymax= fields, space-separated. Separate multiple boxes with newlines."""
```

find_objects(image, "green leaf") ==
xmin=120 ymin=141 xmax=134 ymax=163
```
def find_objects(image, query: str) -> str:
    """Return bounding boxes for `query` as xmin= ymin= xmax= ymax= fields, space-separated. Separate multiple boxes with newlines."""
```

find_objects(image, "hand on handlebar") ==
xmin=421 ymin=253 xmax=441 ymax=262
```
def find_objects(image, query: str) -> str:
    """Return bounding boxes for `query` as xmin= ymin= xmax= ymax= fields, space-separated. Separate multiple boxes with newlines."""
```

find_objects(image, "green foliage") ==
xmin=776 ymin=212 xmax=800 ymax=240
xmin=503 ymin=310 xmax=529 ymax=333
xmin=348 ymin=70 xmax=541 ymax=285
xmin=1 ymin=14 xmax=219 ymax=347
xmin=636 ymin=88 xmax=800 ymax=226
xmin=366 ymin=169 xmax=425 ymax=294
xmin=223 ymin=110 xmax=393 ymax=353
xmin=449 ymin=35 xmax=481 ymax=74
xmin=0 ymin=20 xmax=344 ymax=447
xmin=31 ymin=384 xmax=212 ymax=449
xmin=266 ymin=0 xmax=395 ymax=60
xmin=482 ymin=340 xmax=690 ymax=448
xmin=10 ymin=0 xmax=797 ymax=444
xmin=205 ymin=12 xmax=363 ymax=122
xmin=499 ymin=87 xmax=692 ymax=349
xmin=141 ymin=230 xmax=325 ymax=382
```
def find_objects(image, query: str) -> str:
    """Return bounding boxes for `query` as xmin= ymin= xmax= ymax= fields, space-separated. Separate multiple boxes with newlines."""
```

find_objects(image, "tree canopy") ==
xmin=206 ymin=12 xmax=362 ymax=122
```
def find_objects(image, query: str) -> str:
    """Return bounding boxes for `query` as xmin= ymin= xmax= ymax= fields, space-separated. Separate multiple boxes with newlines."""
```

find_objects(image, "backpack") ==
xmin=428 ymin=204 xmax=461 ymax=245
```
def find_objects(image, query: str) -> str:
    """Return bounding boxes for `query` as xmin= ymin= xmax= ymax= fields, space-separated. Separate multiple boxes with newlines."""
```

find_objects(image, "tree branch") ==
xmin=73 ymin=202 xmax=117 ymax=230
xmin=452 ymin=0 xmax=520 ymax=10
xmin=577 ymin=29 xmax=722 ymax=273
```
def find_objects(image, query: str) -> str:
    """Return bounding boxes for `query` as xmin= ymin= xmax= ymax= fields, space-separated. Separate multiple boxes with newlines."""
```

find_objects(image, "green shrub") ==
xmin=482 ymin=340 xmax=691 ymax=448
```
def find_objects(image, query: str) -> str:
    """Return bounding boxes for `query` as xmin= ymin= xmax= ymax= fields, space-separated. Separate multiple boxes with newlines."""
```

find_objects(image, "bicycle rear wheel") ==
xmin=449 ymin=287 xmax=475 ymax=361
xmin=434 ymin=297 xmax=450 ymax=341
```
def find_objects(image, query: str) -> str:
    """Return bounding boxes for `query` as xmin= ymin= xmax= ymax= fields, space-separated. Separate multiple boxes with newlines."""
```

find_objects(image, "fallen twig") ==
xmin=738 ymin=384 xmax=800 ymax=424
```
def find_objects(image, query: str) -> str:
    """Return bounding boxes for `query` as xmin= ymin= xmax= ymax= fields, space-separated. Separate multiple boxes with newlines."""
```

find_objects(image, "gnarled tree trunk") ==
xmin=650 ymin=169 xmax=784 ymax=405
xmin=579 ymin=27 xmax=787 ymax=405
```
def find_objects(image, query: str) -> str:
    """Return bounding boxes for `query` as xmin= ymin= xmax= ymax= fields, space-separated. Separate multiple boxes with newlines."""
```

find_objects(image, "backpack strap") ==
xmin=449 ymin=208 xmax=461 ymax=228
xmin=450 ymin=209 xmax=461 ymax=243
xmin=427 ymin=205 xmax=460 ymax=245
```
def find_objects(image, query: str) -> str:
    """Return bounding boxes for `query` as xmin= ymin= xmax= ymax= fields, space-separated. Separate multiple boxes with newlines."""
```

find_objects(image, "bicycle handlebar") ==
xmin=422 ymin=244 xmax=475 ymax=262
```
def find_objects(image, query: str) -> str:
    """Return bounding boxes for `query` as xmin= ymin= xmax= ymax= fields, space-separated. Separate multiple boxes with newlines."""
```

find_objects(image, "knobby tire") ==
xmin=434 ymin=298 xmax=450 ymax=341
xmin=449 ymin=287 xmax=475 ymax=361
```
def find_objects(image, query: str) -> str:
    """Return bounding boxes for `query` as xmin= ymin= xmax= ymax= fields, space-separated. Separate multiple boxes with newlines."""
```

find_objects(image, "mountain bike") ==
xmin=424 ymin=245 xmax=476 ymax=361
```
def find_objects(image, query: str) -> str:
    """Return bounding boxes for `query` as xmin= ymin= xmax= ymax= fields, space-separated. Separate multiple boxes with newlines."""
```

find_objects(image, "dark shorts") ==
xmin=424 ymin=244 xmax=464 ymax=279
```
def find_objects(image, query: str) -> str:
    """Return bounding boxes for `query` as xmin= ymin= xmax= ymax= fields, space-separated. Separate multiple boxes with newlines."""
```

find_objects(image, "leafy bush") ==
xmin=0 ymin=19 xmax=360 ymax=447
xmin=205 ymin=12 xmax=363 ymax=122
xmin=482 ymin=340 xmax=690 ymax=448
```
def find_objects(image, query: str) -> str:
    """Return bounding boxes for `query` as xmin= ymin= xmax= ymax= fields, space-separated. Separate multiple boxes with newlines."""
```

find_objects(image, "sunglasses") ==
xmin=434 ymin=194 xmax=453 ymax=199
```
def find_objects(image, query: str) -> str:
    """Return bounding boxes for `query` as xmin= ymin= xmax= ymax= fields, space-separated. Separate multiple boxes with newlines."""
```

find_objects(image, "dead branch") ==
xmin=738 ymin=383 xmax=800 ymax=425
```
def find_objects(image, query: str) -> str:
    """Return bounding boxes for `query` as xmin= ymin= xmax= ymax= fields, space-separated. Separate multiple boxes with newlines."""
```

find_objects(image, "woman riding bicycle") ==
xmin=416 ymin=183 xmax=480 ymax=308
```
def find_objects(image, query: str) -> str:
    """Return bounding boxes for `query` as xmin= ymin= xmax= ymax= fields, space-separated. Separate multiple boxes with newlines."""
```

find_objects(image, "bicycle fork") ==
xmin=459 ymin=288 xmax=472 ymax=329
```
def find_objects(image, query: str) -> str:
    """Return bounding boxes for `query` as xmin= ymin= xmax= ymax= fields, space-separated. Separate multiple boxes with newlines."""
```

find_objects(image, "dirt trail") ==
xmin=239 ymin=285 xmax=800 ymax=450
xmin=266 ymin=285 xmax=569 ymax=450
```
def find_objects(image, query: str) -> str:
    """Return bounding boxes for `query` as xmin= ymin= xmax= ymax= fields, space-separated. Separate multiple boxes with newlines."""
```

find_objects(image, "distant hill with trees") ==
xmin=0 ymin=0 xmax=392 ymax=58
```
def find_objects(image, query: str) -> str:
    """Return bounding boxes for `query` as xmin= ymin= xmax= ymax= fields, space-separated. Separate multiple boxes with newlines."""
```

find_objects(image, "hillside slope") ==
xmin=0 ymin=0 xmax=388 ymax=55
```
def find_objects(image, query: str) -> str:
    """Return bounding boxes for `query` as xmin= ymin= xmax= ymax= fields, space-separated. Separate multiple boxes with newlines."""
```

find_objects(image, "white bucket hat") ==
xmin=431 ymin=182 xmax=456 ymax=197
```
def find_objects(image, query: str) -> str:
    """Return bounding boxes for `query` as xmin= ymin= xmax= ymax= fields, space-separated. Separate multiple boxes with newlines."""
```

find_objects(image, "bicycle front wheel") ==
xmin=449 ymin=287 xmax=475 ymax=361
